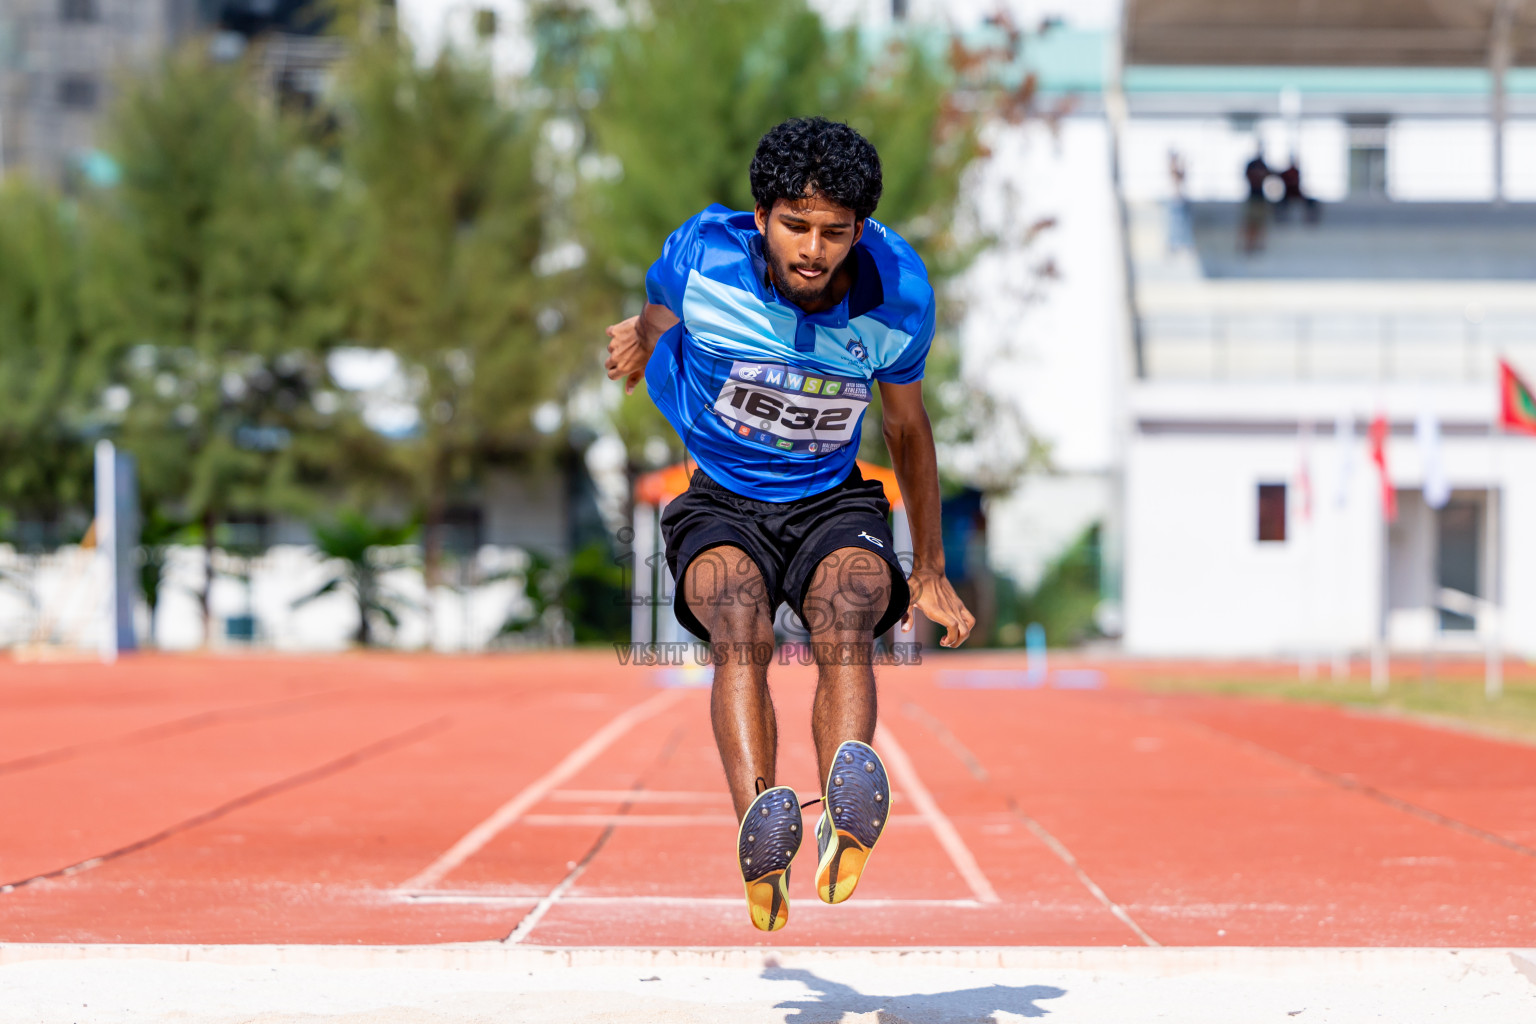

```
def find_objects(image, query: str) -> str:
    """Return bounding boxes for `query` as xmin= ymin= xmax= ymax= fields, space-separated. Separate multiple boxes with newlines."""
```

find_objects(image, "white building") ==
xmin=1114 ymin=2 xmax=1536 ymax=659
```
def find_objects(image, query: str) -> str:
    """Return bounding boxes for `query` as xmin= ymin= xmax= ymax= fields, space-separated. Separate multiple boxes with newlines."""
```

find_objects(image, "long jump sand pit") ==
xmin=2 ymin=944 xmax=1534 ymax=1023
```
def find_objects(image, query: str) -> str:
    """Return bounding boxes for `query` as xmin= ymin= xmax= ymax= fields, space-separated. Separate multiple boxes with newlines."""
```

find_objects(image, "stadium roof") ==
xmin=1124 ymin=0 xmax=1536 ymax=68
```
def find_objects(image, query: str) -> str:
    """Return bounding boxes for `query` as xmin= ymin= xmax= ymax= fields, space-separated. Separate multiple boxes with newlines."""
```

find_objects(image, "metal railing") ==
xmin=1140 ymin=309 xmax=1536 ymax=382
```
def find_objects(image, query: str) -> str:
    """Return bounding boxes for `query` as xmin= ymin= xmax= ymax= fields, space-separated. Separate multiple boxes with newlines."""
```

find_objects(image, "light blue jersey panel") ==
xmin=644 ymin=206 xmax=934 ymax=502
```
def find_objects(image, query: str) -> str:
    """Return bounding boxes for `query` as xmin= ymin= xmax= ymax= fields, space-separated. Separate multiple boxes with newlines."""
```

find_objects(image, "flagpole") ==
xmin=1487 ymin=417 xmax=1504 ymax=701
xmin=1298 ymin=418 xmax=1316 ymax=682
xmin=1330 ymin=410 xmax=1352 ymax=683
xmin=1369 ymin=413 xmax=1392 ymax=695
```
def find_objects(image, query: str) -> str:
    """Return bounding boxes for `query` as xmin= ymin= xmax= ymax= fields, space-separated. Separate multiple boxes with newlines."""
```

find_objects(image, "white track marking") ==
xmin=1010 ymin=806 xmax=1160 ymax=947
xmin=397 ymin=892 xmax=542 ymax=905
xmin=518 ymin=813 xmax=928 ymax=828
xmin=875 ymin=724 xmax=1001 ymax=905
xmin=397 ymin=689 xmax=686 ymax=892
xmin=554 ymin=895 xmax=983 ymax=908
xmin=521 ymin=814 xmax=737 ymax=827
xmin=550 ymin=789 xmax=729 ymax=803
xmin=396 ymin=892 xmax=983 ymax=909
xmin=902 ymin=700 xmax=1159 ymax=947
xmin=552 ymin=788 xmax=909 ymax=803
xmin=505 ymin=851 xmax=597 ymax=943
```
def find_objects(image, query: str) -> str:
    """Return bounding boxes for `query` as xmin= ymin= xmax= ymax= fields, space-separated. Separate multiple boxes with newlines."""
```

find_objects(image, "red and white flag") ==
xmin=1369 ymin=414 xmax=1396 ymax=522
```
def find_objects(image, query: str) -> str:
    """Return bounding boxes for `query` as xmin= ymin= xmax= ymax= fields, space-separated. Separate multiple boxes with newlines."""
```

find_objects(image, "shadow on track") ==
xmin=766 ymin=965 xmax=1067 ymax=1022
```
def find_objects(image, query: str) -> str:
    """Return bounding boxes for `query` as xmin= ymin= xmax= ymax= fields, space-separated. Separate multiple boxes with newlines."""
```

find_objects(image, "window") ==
xmin=58 ymin=75 xmax=98 ymax=110
xmin=1257 ymin=484 xmax=1287 ymax=543
xmin=61 ymin=0 xmax=98 ymax=23
xmin=1347 ymin=118 xmax=1389 ymax=198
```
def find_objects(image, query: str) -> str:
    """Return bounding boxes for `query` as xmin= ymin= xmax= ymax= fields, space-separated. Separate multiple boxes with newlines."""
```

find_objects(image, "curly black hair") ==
xmin=749 ymin=117 xmax=883 ymax=222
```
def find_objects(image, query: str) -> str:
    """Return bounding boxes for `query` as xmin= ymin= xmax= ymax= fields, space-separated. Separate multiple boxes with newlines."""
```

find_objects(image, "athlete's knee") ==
xmin=803 ymin=546 xmax=890 ymax=637
xmin=685 ymin=546 xmax=772 ymax=640
xmin=711 ymin=595 xmax=774 ymax=644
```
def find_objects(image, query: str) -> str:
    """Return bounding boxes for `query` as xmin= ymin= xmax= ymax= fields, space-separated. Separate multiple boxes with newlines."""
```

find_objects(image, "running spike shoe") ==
xmin=738 ymin=785 xmax=803 ymax=931
xmin=814 ymin=740 xmax=891 ymax=905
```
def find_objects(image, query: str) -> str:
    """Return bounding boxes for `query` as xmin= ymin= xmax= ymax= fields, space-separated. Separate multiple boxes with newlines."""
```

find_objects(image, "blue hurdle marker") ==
xmin=1025 ymin=623 xmax=1048 ymax=685
xmin=1051 ymin=669 xmax=1106 ymax=690
xmin=936 ymin=668 xmax=1105 ymax=690
xmin=655 ymin=664 xmax=715 ymax=689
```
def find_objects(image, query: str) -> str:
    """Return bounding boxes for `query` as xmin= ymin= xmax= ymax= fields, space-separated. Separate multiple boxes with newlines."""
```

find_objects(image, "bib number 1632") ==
xmin=727 ymin=386 xmax=851 ymax=431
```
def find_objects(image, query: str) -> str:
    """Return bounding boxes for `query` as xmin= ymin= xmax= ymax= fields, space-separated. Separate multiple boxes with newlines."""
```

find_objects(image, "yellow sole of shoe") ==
xmin=815 ymin=830 xmax=872 ymax=905
xmin=744 ymin=869 xmax=791 ymax=931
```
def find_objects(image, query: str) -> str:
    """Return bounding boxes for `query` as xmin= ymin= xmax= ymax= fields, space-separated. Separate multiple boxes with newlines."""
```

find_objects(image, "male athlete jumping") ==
xmin=605 ymin=117 xmax=974 ymax=931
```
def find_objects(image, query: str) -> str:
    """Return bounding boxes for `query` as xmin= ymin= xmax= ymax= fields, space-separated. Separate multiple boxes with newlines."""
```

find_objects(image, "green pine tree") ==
xmin=0 ymin=180 xmax=98 ymax=532
xmin=337 ymin=40 xmax=582 ymax=588
xmin=86 ymin=47 xmax=366 ymax=642
xmin=537 ymin=0 xmax=983 ymax=474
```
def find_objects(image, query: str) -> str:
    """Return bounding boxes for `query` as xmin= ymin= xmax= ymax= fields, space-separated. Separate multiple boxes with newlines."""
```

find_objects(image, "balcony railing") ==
xmin=1140 ymin=309 xmax=1536 ymax=381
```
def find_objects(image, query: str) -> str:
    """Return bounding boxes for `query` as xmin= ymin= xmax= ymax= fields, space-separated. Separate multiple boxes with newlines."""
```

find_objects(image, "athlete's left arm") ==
xmin=878 ymin=380 xmax=976 ymax=648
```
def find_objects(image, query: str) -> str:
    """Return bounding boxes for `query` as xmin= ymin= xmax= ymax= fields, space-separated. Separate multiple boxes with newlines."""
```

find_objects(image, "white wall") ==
xmin=957 ymin=116 xmax=1128 ymax=586
xmin=1389 ymin=120 xmax=1496 ymax=201
xmin=1123 ymin=384 xmax=1536 ymax=658
xmin=961 ymin=117 xmax=1126 ymax=474
xmin=0 ymin=544 xmax=537 ymax=654
xmin=1120 ymin=116 xmax=1536 ymax=204
xmin=986 ymin=473 xmax=1112 ymax=590
xmin=1121 ymin=118 xmax=1348 ymax=203
xmin=1124 ymin=429 xmax=1381 ymax=657
xmin=1504 ymin=121 xmax=1536 ymax=200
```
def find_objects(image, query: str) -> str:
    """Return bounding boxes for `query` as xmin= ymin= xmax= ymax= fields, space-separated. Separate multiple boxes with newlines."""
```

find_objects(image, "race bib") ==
xmin=712 ymin=361 xmax=872 ymax=454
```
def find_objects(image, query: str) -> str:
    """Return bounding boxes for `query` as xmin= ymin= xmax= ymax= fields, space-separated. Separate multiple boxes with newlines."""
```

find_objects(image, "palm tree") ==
xmin=294 ymin=511 xmax=417 ymax=646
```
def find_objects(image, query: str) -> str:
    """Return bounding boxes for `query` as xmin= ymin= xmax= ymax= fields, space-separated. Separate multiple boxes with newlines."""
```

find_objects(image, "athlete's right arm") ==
xmin=604 ymin=303 xmax=679 ymax=396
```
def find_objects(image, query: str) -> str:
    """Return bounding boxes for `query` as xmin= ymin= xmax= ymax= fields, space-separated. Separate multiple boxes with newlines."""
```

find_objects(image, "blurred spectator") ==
xmin=1166 ymin=149 xmax=1191 ymax=250
xmin=1241 ymin=148 xmax=1271 ymax=254
xmin=1275 ymin=155 xmax=1320 ymax=223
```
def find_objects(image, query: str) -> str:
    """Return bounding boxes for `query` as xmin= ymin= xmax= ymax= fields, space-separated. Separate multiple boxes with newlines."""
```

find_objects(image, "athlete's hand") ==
xmin=605 ymin=316 xmax=648 ymax=395
xmin=902 ymin=567 xmax=975 ymax=648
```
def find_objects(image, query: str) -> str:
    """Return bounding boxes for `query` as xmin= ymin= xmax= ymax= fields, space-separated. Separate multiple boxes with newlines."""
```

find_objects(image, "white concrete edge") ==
xmin=2 ymin=944 xmax=1534 ymax=977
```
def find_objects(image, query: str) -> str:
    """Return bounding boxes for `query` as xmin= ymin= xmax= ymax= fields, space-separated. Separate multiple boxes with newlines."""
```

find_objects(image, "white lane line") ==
xmin=901 ymin=701 xmax=1160 ymax=947
xmin=397 ymin=689 xmax=686 ymax=892
xmin=552 ymin=788 xmax=910 ymax=803
xmin=518 ymin=813 xmax=930 ymax=828
xmin=398 ymin=892 xmax=542 ymax=905
xmin=1009 ymin=805 xmax=1160 ymax=947
xmin=551 ymin=895 xmax=985 ymax=909
xmin=521 ymin=814 xmax=737 ymax=827
xmin=505 ymin=850 xmax=597 ymax=943
xmin=549 ymin=789 xmax=728 ymax=803
xmin=398 ymin=892 xmax=983 ymax=909
xmin=875 ymin=723 xmax=1001 ymax=905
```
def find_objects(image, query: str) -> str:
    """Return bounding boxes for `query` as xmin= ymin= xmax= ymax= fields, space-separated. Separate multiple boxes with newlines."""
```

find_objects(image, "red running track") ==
xmin=1 ymin=652 xmax=1534 ymax=946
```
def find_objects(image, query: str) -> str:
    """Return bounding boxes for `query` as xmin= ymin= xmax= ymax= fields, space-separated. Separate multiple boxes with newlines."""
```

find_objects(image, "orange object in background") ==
xmin=633 ymin=460 xmax=696 ymax=507
xmin=635 ymin=459 xmax=903 ymax=509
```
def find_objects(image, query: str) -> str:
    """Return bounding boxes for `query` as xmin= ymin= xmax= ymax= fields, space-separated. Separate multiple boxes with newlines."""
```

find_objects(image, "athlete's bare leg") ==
xmin=802 ymin=546 xmax=890 ymax=789
xmin=683 ymin=545 xmax=777 ymax=821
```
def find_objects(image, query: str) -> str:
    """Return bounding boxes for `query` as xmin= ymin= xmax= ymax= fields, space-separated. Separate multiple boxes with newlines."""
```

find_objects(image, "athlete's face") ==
xmin=755 ymin=194 xmax=864 ymax=312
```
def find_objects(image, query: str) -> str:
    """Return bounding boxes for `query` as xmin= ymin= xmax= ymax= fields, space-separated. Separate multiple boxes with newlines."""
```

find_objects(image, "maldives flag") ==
xmin=1500 ymin=359 xmax=1536 ymax=436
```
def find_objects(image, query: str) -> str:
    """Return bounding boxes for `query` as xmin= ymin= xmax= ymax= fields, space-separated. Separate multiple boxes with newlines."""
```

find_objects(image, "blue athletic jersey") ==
xmin=643 ymin=205 xmax=935 ymax=502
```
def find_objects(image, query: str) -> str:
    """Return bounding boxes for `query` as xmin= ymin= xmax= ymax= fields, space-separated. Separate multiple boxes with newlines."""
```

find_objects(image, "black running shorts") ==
xmin=659 ymin=465 xmax=911 ymax=643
